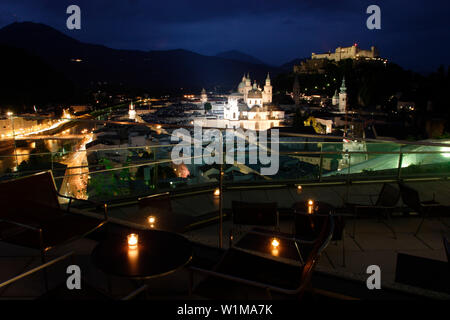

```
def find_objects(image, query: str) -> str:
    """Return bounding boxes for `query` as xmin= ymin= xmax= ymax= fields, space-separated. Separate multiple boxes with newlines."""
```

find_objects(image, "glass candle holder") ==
xmin=127 ymin=233 xmax=138 ymax=249
xmin=307 ymin=199 xmax=314 ymax=214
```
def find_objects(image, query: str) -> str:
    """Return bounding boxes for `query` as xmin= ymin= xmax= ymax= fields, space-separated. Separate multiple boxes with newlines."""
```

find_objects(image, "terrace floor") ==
xmin=1 ymin=180 xmax=449 ymax=300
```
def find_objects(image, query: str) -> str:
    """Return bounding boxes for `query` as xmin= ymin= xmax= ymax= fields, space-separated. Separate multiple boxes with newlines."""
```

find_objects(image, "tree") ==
xmin=204 ymin=102 xmax=212 ymax=113
xmin=292 ymin=109 xmax=306 ymax=128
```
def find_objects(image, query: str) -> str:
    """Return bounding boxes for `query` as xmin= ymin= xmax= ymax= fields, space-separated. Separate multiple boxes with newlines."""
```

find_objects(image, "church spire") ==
xmin=265 ymin=72 xmax=271 ymax=85
xmin=340 ymin=77 xmax=347 ymax=93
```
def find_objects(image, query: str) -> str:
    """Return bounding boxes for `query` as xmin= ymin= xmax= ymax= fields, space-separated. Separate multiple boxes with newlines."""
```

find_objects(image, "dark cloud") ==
xmin=0 ymin=0 xmax=448 ymax=72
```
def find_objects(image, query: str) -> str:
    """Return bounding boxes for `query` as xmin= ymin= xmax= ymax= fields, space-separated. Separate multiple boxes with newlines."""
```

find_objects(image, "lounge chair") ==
xmin=339 ymin=183 xmax=400 ymax=239
xmin=398 ymin=182 xmax=448 ymax=236
xmin=0 ymin=171 xmax=107 ymax=265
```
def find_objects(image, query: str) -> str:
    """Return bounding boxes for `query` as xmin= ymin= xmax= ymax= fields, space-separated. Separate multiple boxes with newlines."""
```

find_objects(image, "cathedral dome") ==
xmin=247 ymin=89 xmax=262 ymax=99
xmin=238 ymin=81 xmax=245 ymax=89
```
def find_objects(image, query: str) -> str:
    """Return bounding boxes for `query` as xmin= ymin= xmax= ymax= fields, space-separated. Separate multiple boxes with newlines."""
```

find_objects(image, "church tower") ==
xmin=338 ymin=77 xmax=347 ymax=113
xmin=128 ymin=101 xmax=136 ymax=120
xmin=293 ymin=76 xmax=301 ymax=105
xmin=263 ymin=73 xmax=272 ymax=104
xmin=200 ymin=88 xmax=207 ymax=104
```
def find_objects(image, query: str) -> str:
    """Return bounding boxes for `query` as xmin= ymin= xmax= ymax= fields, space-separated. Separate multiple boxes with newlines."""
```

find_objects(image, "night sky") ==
xmin=0 ymin=0 xmax=448 ymax=73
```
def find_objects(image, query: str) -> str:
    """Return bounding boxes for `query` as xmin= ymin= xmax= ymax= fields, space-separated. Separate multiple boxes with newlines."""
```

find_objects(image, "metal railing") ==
xmin=1 ymin=115 xmax=450 ymax=248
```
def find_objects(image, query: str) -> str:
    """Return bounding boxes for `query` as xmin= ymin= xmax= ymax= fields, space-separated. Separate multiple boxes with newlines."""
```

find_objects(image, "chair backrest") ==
xmin=443 ymin=237 xmax=450 ymax=263
xmin=375 ymin=183 xmax=400 ymax=207
xmin=231 ymin=201 xmax=278 ymax=226
xmin=398 ymin=183 xmax=421 ymax=211
xmin=138 ymin=192 xmax=172 ymax=216
xmin=294 ymin=211 xmax=338 ymax=240
xmin=0 ymin=171 xmax=60 ymax=217
xmin=297 ymin=214 xmax=334 ymax=298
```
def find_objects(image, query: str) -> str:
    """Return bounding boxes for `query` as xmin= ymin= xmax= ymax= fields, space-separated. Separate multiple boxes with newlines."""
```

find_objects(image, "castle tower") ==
xmin=200 ymin=88 xmax=207 ymax=104
xmin=338 ymin=77 xmax=347 ymax=113
xmin=293 ymin=76 xmax=301 ymax=105
xmin=263 ymin=72 xmax=272 ymax=104
xmin=128 ymin=101 xmax=136 ymax=120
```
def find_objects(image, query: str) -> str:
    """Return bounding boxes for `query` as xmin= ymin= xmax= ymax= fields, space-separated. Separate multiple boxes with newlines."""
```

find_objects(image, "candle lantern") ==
xmin=127 ymin=233 xmax=138 ymax=249
xmin=271 ymin=238 xmax=280 ymax=256
xmin=307 ymin=199 xmax=314 ymax=214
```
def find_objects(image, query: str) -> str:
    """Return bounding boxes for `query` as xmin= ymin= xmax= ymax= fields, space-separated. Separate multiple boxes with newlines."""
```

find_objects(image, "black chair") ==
xmin=0 ymin=171 xmax=107 ymax=290
xmin=341 ymin=183 xmax=400 ymax=239
xmin=229 ymin=201 xmax=279 ymax=247
xmin=398 ymin=182 xmax=447 ymax=236
xmin=0 ymin=171 xmax=107 ymax=260
xmin=293 ymin=203 xmax=346 ymax=267
xmin=190 ymin=214 xmax=334 ymax=300
xmin=395 ymin=252 xmax=450 ymax=294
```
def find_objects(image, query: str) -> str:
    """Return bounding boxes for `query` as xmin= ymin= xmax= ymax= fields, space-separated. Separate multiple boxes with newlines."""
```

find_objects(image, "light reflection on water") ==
xmin=0 ymin=121 xmax=96 ymax=174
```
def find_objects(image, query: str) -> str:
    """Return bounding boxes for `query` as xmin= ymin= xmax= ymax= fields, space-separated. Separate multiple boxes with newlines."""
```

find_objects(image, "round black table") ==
xmin=91 ymin=229 xmax=193 ymax=280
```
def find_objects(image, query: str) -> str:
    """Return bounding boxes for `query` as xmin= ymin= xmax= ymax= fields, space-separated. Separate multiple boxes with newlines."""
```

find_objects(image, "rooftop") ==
xmin=0 ymin=116 xmax=449 ymax=303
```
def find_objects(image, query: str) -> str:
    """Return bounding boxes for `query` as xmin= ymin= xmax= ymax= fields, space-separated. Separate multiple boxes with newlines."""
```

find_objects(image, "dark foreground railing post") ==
xmin=345 ymin=152 xmax=351 ymax=202
xmin=397 ymin=148 xmax=403 ymax=181
xmin=219 ymin=163 xmax=224 ymax=248
xmin=318 ymin=143 xmax=324 ymax=182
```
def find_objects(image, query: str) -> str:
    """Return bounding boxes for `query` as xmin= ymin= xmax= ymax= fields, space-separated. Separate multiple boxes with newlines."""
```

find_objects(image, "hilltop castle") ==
xmin=294 ymin=44 xmax=385 ymax=74
xmin=311 ymin=44 xmax=379 ymax=62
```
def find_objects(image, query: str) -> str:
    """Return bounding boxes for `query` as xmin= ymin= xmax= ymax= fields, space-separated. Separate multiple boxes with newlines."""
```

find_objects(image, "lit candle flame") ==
xmin=307 ymin=199 xmax=314 ymax=214
xmin=127 ymin=233 xmax=138 ymax=249
xmin=271 ymin=238 xmax=280 ymax=248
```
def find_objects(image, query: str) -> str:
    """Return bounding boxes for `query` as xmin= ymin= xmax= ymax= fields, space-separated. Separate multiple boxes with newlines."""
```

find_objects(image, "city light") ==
xmin=148 ymin=216 xmax=156 ymax=224
xmin=441 ymin=147 xmax=450 ymax=158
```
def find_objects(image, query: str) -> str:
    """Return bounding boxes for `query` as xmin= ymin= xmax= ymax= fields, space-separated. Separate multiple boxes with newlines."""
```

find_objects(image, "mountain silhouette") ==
xmin=215 ymin=50 xmax=266 ymax=65
xmin=0 ymin=22 xmax=281 ymax=94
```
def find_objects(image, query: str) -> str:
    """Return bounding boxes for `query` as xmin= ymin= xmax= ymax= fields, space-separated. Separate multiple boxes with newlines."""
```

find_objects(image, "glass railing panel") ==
xmin=399 ymin=144 xmax=450 ymax=178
